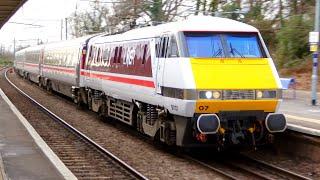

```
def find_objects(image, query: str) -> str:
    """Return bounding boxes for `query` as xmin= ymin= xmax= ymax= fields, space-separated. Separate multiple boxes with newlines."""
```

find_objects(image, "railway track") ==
xmin=2 ymin=67 xmax=315 ymax=180
xmin=235 ymin=153 xmax=312 ymax=180
xmin=184 ymin=151 xmax=312 ymax=180
xmin=0 ymin=66 xmax=8 ymax=71
xmin=3 ymin=68 xmax=147 ymax=180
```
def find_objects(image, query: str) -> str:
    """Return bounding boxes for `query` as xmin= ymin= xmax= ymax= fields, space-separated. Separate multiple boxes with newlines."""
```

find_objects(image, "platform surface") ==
xmin=0 ymin=94 xmax=64 ymax=180
xmin=280 ymin=90 xmax=320 ymax=136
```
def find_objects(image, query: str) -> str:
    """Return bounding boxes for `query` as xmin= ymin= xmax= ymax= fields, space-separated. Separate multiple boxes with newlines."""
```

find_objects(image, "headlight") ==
xmin=199 ymin=90 xmax=221 ymax=99
xmin=212 ymin=91 xmax=221 ymax=99
xmin=199 ymin=91 xmax=211 ymax=99
xmin=205 ymin=91 xmax=213 ymax=99
xmin=256 ymin=90 xmax=277 ymax=99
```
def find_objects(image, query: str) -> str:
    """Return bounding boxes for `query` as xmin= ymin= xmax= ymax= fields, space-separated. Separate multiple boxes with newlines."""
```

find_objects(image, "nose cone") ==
xmin=190 ymin=58 xmax=279 ymax=90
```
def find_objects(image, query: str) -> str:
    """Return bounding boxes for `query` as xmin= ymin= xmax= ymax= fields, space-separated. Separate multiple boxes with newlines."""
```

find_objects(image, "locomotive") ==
xmin=14 ymin=16 xmax=286 ymax=149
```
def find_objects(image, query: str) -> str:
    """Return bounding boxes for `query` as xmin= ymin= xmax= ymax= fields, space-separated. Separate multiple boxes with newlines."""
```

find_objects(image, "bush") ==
xmin=275 ymin=15 xmax=313 ymax=68
xmin=0 ymin=57 xmax=13 ymax=66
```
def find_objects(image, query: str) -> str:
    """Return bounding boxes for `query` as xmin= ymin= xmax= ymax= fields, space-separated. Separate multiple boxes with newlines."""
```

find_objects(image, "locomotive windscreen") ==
xmin=184 ymin=32 xmax=266 ymax=58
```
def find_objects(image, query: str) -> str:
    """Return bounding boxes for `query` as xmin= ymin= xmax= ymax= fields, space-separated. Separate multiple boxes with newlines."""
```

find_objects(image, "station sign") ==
xmin=309 ymin=32 xmax=319 ymax=43
xmin=310 ymin=44 xmax=318 ymax=52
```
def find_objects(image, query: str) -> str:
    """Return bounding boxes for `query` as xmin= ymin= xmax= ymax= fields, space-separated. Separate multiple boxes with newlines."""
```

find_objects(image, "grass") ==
xmin=0 ymin=57 xmax=13 ymax=66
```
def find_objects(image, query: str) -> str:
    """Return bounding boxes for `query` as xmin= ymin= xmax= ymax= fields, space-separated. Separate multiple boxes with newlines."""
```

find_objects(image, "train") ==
xmin=14 ymin=16 xmax=286 ymax=149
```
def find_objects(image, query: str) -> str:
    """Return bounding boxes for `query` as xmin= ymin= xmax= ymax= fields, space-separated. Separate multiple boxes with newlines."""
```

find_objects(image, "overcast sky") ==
xmin=0 ymin=0 xmax=90 ymax=50
xmin=0 ymin=0 xmax=204 ymax=51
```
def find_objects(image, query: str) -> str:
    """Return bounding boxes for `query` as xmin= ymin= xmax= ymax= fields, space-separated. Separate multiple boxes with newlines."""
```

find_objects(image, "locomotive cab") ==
xmin=156 ymin=29 xmax=286 ymax=148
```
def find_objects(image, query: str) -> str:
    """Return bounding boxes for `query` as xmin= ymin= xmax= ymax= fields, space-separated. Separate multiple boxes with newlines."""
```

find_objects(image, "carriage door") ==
xmin=77 ymin=44 xmax=86 ymax=86
xmin=39 ymin=48 xmax=44 ymax=77
xmin=155 ymin=35 xmax=170 ymax=94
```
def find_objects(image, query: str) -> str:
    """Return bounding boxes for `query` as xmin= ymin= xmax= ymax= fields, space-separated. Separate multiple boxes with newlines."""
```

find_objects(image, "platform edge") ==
xmin=287 ymin=123 xmax=320 ymax=136
xmin=0 ymin=152 xmax=7 ymax=180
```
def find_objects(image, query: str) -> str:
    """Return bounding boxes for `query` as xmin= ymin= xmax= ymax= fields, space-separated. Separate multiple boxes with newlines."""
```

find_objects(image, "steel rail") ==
xmin=182 ymin=155 xmax=238 ymax=180
xmin=184 ymin=153 xmax=273 ymax=180
xmin=4 ymin=69 xmax=148 ymax=180
xmin=239 ymin=153 xmax=312 ymax=180
xmin=186 ymin=152 xmax=311 ymax=180
xmin=0 ymin=66 xmax=8 ymax=71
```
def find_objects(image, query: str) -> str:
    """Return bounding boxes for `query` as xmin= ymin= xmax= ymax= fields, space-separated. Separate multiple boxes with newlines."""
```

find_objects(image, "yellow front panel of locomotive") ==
xmin=191 ymin=58 xmax=279 ymax=113
xmin=190 ymin=58 xmax=278 ymax=89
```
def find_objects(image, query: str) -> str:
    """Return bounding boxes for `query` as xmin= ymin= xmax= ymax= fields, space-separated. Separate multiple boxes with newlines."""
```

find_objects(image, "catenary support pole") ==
xmin=61 ymin=19 xmax=63 ymax=41
xmin=13 ymin=38 xmax=16 ymax=56
xmin=65 ymin=18 xmax=68 ymax=40
xmin=311 ymin=0 xmax=320 ymax=106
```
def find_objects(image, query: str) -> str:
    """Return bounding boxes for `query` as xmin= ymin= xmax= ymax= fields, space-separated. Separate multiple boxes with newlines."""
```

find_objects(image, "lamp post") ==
xmin=311 ymin=0 xmax=320 ymax=106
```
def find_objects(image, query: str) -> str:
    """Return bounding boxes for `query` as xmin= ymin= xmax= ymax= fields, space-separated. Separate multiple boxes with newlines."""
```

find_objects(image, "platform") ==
xmin=0 ymin=89 xmax=76 ymax=180
xmin=280 ymin=90 xmax=320 ymax=136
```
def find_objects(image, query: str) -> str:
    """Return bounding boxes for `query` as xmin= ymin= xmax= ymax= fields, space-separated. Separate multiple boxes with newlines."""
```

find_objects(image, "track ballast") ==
xmin=3 ymin=68 xmax=147 ymax=180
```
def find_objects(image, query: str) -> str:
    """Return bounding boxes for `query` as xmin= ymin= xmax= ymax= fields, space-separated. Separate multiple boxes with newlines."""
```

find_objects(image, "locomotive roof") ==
xmin=16 ymin=44 xmax=44 ymax=54
xmin=44 ymin=35 xmax=96 ymax=50
xmin=16 ymin=35 xmax=96 ymax=54
xmin=91 ymin=16 xmax=259 ymax=44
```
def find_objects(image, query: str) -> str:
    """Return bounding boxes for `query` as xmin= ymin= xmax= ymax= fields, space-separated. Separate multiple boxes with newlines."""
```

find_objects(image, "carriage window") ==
xmin=156 ymin=36 xmax=169 ymax=58
xmin=169 ymin=37 xmax=179 ymax=58
xmin=161 ymin=37 xmax=169 ymax=58
xmin=142 ymin=44 xmax=148 ymax=64
xmin=155 ymin=44 xmax=159 ymax=57
xmin=99 ymin=48 xmax=103 ymax=62
xmin=114 ymin=47 xmax=118 ymax=63
xmin=97 ymin=48 xmax=101 ymax=62
xmin=103 ymin=47 xmax=110 ymax=61
xmin=89 ymin=46 xmax=93 ymax=62
xmin=118 ymin=46 xmax=123 ymax=63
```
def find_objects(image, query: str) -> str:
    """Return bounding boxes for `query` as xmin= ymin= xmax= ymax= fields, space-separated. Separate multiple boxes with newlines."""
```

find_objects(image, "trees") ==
xmin=67 ymin=0 xmax=316 ymax=69
xmin=68 ymin=0 xmax=186 ymax=36
xmin=68 ymin=0 xmax=110 ymax=37
xmin=110 ymin=0 xmax=184 ymax=28
xmin=276 ymin=15 xmax=313 ymax=67
xmin=275 ymin=0 xmax=314 ymax=68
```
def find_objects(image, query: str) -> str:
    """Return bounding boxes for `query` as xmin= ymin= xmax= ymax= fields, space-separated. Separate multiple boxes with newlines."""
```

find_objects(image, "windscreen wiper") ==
xmin=213 ymin=48 xmax=223 ymax=57
xmin=229 ymin=43 xmax=244 ymax=58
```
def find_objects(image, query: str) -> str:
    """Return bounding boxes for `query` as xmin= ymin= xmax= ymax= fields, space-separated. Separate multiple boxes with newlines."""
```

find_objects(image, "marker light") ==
xmin=256 ymin=90 xmax=263 ymax=98
xmin=205 ymin=91 xmax=213 ymax=99
xmin=212 ymin=91 xmax=221 ymax=99
xmin=256 ymin=90 xmax=277 ymax=99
